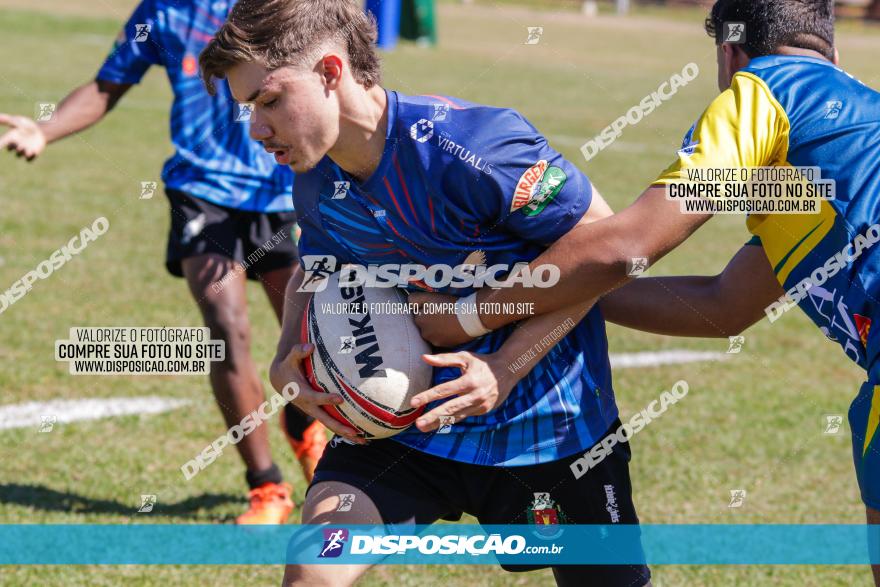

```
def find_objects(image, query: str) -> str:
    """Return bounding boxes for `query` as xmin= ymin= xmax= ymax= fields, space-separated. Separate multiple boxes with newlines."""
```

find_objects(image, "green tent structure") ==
xmin=400 ymin=0 xmax=437 ymax=47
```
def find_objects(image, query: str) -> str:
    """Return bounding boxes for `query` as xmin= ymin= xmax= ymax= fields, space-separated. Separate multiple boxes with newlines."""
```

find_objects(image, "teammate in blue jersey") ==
xmin=410 ymin=1 xmax=880 ymax=583
xmin=200 ymin=1 xmax=652 ymax=585
xmin=0 ymin=0 xmax=326 ymax=524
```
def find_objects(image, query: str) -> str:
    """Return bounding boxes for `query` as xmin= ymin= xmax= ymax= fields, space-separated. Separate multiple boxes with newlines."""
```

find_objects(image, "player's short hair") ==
xmin=199 ymin=0 xmax=381 ymax=95
xmin=705 ymin=0 xmax=835 ymax=60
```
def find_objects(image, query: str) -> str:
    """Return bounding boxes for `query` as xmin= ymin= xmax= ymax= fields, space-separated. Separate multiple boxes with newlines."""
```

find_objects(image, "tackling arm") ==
xmin=477 ymin=184 xmax=712 ymax=326
xmin=600 ymin=244 xmax=784 ymax=337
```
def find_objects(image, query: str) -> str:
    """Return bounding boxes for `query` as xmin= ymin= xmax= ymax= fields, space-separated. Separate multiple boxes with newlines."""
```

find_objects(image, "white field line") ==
xmin=0 ymin=396 xmax=191 ymax=430
xmin=610 ymin=350 xmax=726 ymax=368
xmin=0 ymin=351 xmax=722 ymax=430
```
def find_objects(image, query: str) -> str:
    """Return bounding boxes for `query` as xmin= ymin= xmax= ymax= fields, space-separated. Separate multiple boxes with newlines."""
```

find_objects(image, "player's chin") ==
xmin=289 ymin=157 xmax=317 ymax=174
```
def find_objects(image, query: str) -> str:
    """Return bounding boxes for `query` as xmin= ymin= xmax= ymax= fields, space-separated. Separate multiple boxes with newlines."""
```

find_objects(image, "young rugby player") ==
xmin=0 ymin=0 xmax=325 ymax=524
xmin=411 ymin=0 xmax=880 ymax=583
xmin=200 ymin=0 xmax=652 ymax=584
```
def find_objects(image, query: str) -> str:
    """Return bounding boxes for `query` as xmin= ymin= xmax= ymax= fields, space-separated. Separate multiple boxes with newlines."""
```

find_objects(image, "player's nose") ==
xmin=249 ymin=116 xmax=272 ymax=141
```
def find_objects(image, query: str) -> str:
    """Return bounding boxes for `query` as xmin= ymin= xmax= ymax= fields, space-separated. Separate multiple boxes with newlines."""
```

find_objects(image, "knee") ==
xmin=200 ymin=303 xmax=251 ymax=362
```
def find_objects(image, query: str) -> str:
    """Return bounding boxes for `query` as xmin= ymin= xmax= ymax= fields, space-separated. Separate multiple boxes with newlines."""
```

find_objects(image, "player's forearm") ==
xmin=600 ymin=276 xmax=735 ymax=337
xmin=274 ymin=265 xmax=311 ymax=361
xmin=495 ymin=300 xmax=594 ymax=381
xmin=39 ymin=80 xmax=130 ymax=144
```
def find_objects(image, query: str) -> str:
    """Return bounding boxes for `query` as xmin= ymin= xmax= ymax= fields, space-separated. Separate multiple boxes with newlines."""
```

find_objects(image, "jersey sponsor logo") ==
xmin=435 ymin=135 xmax=493 ymax=174
xmin=410 ymin=119 xmax=434 ymax=143
xmin=511 ymin=160 xmax=548 ymax=212
xmin=522 ymin=166 xmax=566 ymax=217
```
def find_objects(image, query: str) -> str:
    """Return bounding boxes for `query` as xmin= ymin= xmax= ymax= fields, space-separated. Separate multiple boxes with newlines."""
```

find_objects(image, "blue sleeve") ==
xmin=442 ymin=109 xmax=592 ymax=247
xmin=96 ymin=0 xmax=164 ymax=84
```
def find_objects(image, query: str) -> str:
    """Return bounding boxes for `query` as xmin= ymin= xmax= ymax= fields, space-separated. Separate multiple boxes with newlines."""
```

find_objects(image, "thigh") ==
xmin=181 ymin=255 xmax=254 ymax=365
xmin=283 ymin=481 xmax=380 ymax=587
xmin=181 ymin=254 xmax=249 ymax=323
xmin=312 ymin=437 xmax=462 ymax=525
xmin=476 ymin=425 xmax=651 ymax=587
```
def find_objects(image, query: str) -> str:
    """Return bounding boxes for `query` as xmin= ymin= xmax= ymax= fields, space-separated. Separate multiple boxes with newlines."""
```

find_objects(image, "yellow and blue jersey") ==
xmin=656 ymin=55 xmax=880 ymax=372
xmin=97 ymin=0 xmax=293 ymax=212
xmin=296 ymin=91 xmax=617 ymax=467
xmin=655 ymin=55 xmax=880 ymax=509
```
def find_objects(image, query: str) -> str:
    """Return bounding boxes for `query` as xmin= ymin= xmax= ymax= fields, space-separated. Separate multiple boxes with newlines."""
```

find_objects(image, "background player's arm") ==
xmin=0 ymin=80 xmax=132 ymax=160
xmin=269 ymin=265 xmax=366 ymax=444
xmin=601 ymin=244 xmax=784 ymax=337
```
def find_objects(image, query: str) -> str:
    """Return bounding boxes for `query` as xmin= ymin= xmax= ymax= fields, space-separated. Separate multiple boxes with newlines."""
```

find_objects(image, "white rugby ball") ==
xmin=301 ymin=272 xmax=432 ymax=439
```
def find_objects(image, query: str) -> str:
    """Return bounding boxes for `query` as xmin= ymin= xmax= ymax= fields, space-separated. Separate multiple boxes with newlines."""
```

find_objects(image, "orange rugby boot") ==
xmin=281 ymin=415 xmax=328 ymax=485
xmin=235 ymin=482 xmax=294 ymax=525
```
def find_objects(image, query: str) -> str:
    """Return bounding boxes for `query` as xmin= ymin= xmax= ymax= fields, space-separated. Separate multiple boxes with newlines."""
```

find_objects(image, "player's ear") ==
xmin=320 ymin=55 xmax=344 ymax=89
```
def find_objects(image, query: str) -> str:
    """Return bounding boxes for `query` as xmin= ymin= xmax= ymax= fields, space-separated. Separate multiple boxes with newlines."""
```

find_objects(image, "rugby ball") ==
xmin=301 ymin=272 xmax=432 ymax=438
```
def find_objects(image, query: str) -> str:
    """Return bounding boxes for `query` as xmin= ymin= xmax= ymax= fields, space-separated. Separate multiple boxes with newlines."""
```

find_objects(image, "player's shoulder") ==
xmin=392 ymin=91 xmax=539 ymax=145
xmin=738 ymin=55 xmax=862 ymax=104
xmin=737 ymin=55 xmax=877 ymax=129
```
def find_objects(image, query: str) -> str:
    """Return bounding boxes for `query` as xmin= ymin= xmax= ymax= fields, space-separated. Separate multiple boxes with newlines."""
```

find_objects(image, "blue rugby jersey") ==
xmin=97 ymin=0 xmax=293 ymax=212
xmin=296 ymin=91 xmax=619 ymax=466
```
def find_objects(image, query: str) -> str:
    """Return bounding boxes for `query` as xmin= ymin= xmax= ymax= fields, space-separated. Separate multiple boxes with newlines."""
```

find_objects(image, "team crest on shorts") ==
xmin=855 ymin=314 xmax=872 ymax=348
xmin=526 ymin=492 xmax=567 ymax=538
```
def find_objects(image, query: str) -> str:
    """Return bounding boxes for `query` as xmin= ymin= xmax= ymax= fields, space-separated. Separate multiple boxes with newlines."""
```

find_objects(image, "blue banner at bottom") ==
xmin=1 ymin=525 xmax=878 ymax=565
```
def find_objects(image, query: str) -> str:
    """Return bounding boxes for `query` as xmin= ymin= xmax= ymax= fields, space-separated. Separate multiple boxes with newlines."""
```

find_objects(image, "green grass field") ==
xmin=1 ymin=1 xmax=879 ymax=585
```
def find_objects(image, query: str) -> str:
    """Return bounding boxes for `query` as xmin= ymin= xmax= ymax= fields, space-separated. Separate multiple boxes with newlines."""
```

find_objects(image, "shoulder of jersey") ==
xmin=394 ymin=91 xmax=534 ymax=146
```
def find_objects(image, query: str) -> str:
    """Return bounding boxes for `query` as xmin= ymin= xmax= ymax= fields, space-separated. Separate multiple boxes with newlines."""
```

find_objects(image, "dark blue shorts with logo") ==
xmin=164 ymin=189 xmax=298 ymax=280
xmin=310 ymin=419 xmax=651 ymax=586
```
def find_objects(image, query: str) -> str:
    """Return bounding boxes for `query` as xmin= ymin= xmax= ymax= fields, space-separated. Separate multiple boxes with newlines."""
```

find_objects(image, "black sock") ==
xmin=246 ymin=463 xmax=283 ymax=489
xmin=283 ymin=403 xmax=315 ymax=441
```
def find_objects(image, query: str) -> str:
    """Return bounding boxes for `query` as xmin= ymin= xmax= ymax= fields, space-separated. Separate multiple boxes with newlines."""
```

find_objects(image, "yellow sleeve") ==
xmin=654 ymin=71 xmax=791 ymax=184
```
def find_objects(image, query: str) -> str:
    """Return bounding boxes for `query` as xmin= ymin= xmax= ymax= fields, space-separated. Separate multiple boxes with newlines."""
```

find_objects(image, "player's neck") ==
xmin=773 ymin=45 xmax=832 ymax=62
xmin=329 ymin=85 xmax=388 ymax=183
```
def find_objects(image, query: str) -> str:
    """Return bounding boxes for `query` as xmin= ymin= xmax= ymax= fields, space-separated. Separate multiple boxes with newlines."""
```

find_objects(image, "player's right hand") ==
xmin=0 ymin=113 xmax=48 ymax=161
xmin=269 ymin=343 xmax=366 ymax=444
